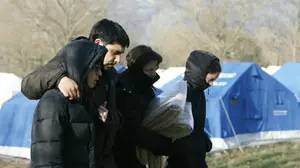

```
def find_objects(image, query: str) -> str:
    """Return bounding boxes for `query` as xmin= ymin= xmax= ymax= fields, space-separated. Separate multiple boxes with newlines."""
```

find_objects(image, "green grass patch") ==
xmin=1 ymin=142 xmax=300 ymax=168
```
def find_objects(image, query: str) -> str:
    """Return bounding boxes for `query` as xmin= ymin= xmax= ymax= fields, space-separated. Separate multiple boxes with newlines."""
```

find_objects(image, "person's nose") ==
xmin=114 ymin=55 xmax=121 ymax=64
xmin=96 ymin=69 xmax=102 ymax=78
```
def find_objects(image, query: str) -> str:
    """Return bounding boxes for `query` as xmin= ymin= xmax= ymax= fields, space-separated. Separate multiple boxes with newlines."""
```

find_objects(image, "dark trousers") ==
xmin=166 ymin=153 xmax=207 ymax=168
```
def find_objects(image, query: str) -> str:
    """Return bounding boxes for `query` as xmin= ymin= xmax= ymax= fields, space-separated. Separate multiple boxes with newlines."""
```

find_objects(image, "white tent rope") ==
xmin=220 ymin=97 xmax=244 ymax=153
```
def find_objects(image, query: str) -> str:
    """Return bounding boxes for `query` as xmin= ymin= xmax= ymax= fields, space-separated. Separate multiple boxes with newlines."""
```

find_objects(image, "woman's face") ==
xmin=205 ymin=72 xmax=220 ymax=86
xmin=87 ymin=64 xmax=102 ymax=88
xmin=143 ymin=60 xmax=159 ymax=78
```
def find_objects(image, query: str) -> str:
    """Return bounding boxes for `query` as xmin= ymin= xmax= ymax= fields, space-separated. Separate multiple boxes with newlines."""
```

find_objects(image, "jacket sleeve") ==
xmin=204 ymin=131 xmax=212 ymax=152
xmin=116 ymin=89 xmax=172 ymax=156
xmin=21 ymin=56 xmax=66 ymax=100
xmin=30 ymin=91 xmax=68 ymax=168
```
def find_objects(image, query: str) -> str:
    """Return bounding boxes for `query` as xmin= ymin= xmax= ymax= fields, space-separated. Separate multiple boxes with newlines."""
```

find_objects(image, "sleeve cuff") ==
xmin=56 ymin=74 xmax=66 ymax=88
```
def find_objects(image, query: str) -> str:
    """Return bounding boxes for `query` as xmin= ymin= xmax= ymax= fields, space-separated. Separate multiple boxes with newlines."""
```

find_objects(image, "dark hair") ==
xmin=207 ymin=59 xmax=221 ymax=73
xmin=88 ymin=19 xmax=130 ymax=48
xmin=126 ymin=45 xmax=163 ymax=69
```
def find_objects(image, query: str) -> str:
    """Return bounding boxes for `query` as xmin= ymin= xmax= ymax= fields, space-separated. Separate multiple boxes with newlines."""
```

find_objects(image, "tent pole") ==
xmin=220 ymin=97 xmax=244 ymax=153
xmin=204 ymin=127 xmax=212 ymax=137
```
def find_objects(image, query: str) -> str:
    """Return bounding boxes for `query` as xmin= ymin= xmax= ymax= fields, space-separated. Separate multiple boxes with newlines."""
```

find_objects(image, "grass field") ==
xmin=206 ymin=141 xmax=300 ymax=168
xmin=0 ymin=159 xmax=27 ymax=168
xmin=1 ymin=142 xmax=300 ymax=168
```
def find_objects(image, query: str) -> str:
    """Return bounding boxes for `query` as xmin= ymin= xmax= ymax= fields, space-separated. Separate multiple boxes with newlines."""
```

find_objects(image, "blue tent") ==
xmin=0 ymin=92 xmax=38 ymax=159
xmin=205 ymin=63 xmax=300 ymax=137
xmin=157 ymin=63 xmax=300 ymax=150
xmin=273 ymin=62 xmax=300 ymax=101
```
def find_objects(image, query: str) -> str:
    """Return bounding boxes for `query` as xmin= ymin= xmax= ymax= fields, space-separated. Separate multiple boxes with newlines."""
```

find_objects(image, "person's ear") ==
xmin=94 ymin=38 xmax=103 ymax=45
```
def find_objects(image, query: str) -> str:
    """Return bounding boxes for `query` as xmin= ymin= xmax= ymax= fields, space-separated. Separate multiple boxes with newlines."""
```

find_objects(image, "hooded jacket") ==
xmin=185 ymin=50 xmax=220 ymax=90
xmin=115 ymin=65 xmax=172 ymax=168
xmin=167 ymin=50 xmax=219 ymax=168
xmin=184 ymin=50 xmax=219 ymax=137
xmin=29 ymin=40 xmax=118 ymax=168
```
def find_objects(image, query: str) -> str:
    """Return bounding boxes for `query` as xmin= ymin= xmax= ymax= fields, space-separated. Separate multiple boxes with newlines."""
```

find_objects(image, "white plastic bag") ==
xmin=136 ymin=80 xmax=194 ymax=168
xmin=160 ymin=102 xmax=194 ymax=140
xmin=143 ymin=80 xmax=187 ymax=127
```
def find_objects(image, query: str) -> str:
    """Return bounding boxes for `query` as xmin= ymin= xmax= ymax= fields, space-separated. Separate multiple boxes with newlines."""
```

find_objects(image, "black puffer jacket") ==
xmin=22 ymin=37 xmax=122 ymax=167
xmin=29 ymin=40 xmax=115 ymax=168
xmin=167 ymin=50 xmax=219 ymax=168
xmin=115 ymin=69 xmax=172 ymax=168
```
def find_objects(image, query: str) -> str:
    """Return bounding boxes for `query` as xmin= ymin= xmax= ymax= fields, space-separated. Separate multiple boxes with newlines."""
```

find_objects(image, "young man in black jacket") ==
xmin=167 ymin=50 xmax=221 ymax=168
xmin=21 ymin=18 xmax=130 ymax=100
xmin=22 ymin=19 xmax=130 ymax=168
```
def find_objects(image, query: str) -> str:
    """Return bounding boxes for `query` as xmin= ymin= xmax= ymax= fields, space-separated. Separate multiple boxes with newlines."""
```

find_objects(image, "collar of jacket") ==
xmin=127 ymin=69 xmax=160 ymax=92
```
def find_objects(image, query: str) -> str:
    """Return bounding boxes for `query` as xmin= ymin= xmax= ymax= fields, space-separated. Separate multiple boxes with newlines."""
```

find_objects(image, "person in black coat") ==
xmin=115 ymin=45 xmax=173 ymax=168
xmin=21 ymin=18 xmax=130 ymax=100
xmin=166 ymin=50 xmax=221 ymax=168
xmin=21 ymin=19 xmax=129 ymax=167
xmin=29 ymin=40 xmax=117 ymax=168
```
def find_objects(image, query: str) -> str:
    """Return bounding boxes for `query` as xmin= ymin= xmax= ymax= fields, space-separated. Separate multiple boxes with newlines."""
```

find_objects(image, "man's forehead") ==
xmin=106 ymin=43 xmax=125 ymax=53
xmin=116 ymin=47 xmax=125 ymax=53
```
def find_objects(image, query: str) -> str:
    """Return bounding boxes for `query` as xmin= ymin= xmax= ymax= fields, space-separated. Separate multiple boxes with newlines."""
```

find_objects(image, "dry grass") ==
xmin=0 ymin=159 xmax=27 ymax=168
xmin=206 ymin=141 xmax=300 ymax=168
xmin=1 ymin=142 xmax=300 ymax=168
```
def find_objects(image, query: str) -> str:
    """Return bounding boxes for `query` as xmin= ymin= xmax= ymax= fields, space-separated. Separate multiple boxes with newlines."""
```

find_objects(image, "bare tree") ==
xmin=142 ymin=0 xmax=266 ymax=65
xmin=9 ymin=0 xmax=111 ymax=54
xmin=275 ymin=0 xmax=300 ymax=62
xmin=280 ymin=0 xmax=300 ymax=62
xmin=151 ymin=0 xmax=264 ymax=60
xmin=144 ymin=7 xmax=203 ymax=67
xmin=203 ymin=0 xmax=263 ymax=57
xmin=253 ymin=0 xmax=300 ymax=64
xmin=252 ymin=27 xmax=280 ymax=65
xmin=1 ymin=0 xmax=110 ymax=76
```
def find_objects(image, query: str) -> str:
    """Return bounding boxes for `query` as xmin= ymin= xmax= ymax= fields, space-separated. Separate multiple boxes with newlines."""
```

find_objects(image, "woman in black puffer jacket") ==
xmin=29 ymin=40 xmax=117 ymax=168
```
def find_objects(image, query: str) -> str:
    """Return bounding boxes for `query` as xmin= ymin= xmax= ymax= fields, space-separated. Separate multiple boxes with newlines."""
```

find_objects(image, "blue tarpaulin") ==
xmin=204 ymin=62 xmax=300 ymax=138
xmin=273 ymin=62 xmax=300 ymax=101
xmin=0 ymin=93 xmax=38 ymax=148
xmin=114 ymin=65 xmax=126 ymax=73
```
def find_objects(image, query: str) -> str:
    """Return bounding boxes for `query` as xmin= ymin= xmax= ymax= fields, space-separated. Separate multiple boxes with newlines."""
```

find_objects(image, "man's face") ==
xmin=103 ymin=43 xmax=125 ymax=69
xmin=206 ymin=72 xmax=220 ymax=86
xmin=94 ymin=39 xmax=125 ymax=70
